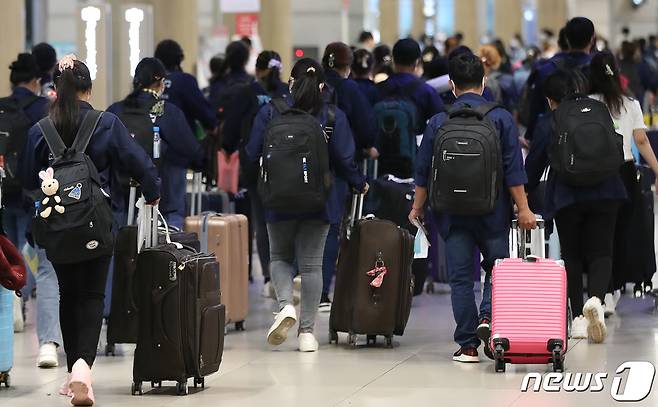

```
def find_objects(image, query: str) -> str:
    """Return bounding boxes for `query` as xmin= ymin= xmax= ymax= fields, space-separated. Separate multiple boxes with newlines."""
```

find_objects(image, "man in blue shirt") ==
xmin=410 ymin=53 xmax=536 ymax=363
xmin=376 ymin=38 xmax=445 ymax=133
xmin=525 ymin=17 xmax=595 ymax=140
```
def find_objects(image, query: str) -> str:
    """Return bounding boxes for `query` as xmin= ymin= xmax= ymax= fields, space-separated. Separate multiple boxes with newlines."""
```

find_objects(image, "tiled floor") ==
xmin=2 ymin=275 xmax=658 ymax=407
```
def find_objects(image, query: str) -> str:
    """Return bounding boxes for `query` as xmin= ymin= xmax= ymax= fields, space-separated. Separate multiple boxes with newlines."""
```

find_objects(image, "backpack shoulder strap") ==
xmin=473 ymin=102 xmax=504 ymax=118
xmin=72 ymin=110 xmax=103 ymax=153
xmin=271 ymin=98 xmax=289 ymax=114
xmin=325 ymin=104 xmax=336 ymax=139
xmin=37 ymin=117 xmax=67 ymax=157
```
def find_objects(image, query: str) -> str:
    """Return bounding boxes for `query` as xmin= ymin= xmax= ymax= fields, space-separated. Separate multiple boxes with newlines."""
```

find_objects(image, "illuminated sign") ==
xmin=125 ymin=7 xmax=144 ymax=77
xmin=80 ymin=6 xmax=101 ymax=80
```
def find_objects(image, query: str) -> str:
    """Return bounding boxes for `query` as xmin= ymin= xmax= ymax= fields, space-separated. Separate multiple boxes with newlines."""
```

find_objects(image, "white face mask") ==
xmin=288 ymin=78 xmax=295 ymax=94
xmin=450 ymin=78 xmax=486 ymax=98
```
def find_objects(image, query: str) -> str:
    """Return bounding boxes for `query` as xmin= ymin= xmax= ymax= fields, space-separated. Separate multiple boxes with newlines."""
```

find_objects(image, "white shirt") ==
xmin=590 ymin=94 xmax=646 ymax=161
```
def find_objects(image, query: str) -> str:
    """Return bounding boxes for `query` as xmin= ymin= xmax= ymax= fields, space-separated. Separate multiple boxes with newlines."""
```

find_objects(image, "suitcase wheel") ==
xmin=194 ymin=377 xmax=205 ymax=389
xmin=105 ymin=343 xmax=116 ymax=357
xmin=131 ymin=381 xmax=143 ymax=396
xmin=235 ymin=321 xmax=245 ymax=331
xmin=385 ymin=336 xmax=393 ymax=349
xmin=494 ymin=345 xmax=506 ymax=373
xmin=329 ymin=330 xmax=338 ymax=345
xmin=348 ymin=333 xmax=358 ymax=348
xmin=176 ymin=381 xmax=188 ymax=396
xmin=366 ymin=335 xmax=377 ymax=346
xmin=552 ymin=347 xmax=565 ymax=373
xmin=0 ymin=372 xmax=10 ymax=388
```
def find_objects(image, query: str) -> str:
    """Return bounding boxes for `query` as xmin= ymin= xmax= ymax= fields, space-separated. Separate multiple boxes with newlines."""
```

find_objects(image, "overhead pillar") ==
xmin=260 ymin=0 xmax=292 ymax=79
xmin=0 ymin=0 xmax=26 ymax=96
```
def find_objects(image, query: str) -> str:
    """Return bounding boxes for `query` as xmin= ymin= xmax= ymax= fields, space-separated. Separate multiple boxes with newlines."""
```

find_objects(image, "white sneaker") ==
xmin=13 ymin=295 xmax=24 ymax=333
xmin=571 ymin=315 xmax=588 ymax=339
xmin=293 ymin=276 xmax=301 ymax=305
xmin=583 ymin=296 xmax=607 ymax=343
xmin=298 ymin=333 xmax=319 ymax=352
xmin=262 ymin=281 xmax=275 ymax=299
xmin=604 ymin=293 xmax=616 ymax=317
xmin=38 ymin=343 xmax=58 ymax=368
xmin=266 ymin=305 xmax=297 ymax=346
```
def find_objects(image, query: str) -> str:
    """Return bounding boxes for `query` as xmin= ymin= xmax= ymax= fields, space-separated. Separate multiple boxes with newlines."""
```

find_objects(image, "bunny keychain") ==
xmin=38 ymin=167 xmax=65 ymax=218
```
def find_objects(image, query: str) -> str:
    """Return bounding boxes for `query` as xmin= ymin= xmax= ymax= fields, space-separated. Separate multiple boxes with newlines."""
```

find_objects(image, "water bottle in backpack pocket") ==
xmin=258 ymin=100 xmax=334 ymax=214
xmin=429 ymin=103 xmax=503 ymax=216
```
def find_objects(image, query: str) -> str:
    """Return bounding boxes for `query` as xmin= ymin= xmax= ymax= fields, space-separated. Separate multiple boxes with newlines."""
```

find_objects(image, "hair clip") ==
xmin=268 ymin=59 xmax=283 ymax=70
xmin=605 ymin=63 xmax=615 ymax=76
xmin=306 ymin=66 xmax=316 ymax=73
xmin=361 ymin=57 xmax=368 ymax=69
xmin=328 ymin=53 xmax=335 ymax=68
xmin=58 ymin=54 xmax=77 ymax=72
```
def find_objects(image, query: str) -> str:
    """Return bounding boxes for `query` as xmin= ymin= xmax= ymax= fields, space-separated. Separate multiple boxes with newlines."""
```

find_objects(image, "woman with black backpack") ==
xmin=525 ymin=69 xmax=627 ymax=345
xmin=589 ymin=52 xmax=658 ymax=309
xmin=107 ymin=57 xmax=205 ymax=228
xmin=18 ymin=56 xmax=160 ymax=406
xmin=246 ymin=58 xmax=367 ymax=352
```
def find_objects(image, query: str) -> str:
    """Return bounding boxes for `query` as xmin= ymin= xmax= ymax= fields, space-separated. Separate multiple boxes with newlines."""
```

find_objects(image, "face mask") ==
xmin=450 ymin=80 xmax=457 ymax=99
xmin=480 ymin=78 xmax=486 ymax=96
xmin=288 ymin=79 xmax=295 ymax=94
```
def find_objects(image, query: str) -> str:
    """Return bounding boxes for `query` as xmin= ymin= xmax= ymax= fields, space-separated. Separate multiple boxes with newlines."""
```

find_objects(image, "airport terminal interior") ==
xmin=2 ymin=0 xmax=658 ymax=406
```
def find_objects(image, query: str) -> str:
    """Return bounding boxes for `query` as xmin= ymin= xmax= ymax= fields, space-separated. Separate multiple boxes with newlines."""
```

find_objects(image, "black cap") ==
xmin=392 ymin=38 xmax=421 ymax=66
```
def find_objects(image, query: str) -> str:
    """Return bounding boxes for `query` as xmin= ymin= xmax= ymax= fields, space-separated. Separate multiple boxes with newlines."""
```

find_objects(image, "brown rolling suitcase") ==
xmin=329 ymin=194 xmax=414 ymax=348
xmin=185 ymin=174 xmax=249 ymax=331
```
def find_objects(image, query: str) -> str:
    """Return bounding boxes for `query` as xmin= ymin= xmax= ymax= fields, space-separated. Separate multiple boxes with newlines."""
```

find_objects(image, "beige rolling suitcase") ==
xmin=185 ymin=174 xmax=249 ymax=330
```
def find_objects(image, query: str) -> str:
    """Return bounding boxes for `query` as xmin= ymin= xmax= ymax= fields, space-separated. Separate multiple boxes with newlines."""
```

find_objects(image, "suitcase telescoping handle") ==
xmin=347 ymin=193 xmax=365 ymax=239
xmin=126 ymin=180 xmax=140 ymax=226
xmin=136 ymin=199 xmax=177 ymax=253
xmin=511 ymin=215 xmax=545 ymax=259
xmin=190 ymin=172 xmax=203 ymax=217
xmin=362 ymin=158 xmax=378 ymax=180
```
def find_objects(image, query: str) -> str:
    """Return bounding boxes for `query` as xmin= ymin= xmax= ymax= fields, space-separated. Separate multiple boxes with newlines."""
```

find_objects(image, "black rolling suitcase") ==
xmin=132 ymin=204 xmax=224 ymax=396
xmin=329 ymin=194 xmax=414 ymax=348
xmin=106 ymin=187 xmax=201 ymax=355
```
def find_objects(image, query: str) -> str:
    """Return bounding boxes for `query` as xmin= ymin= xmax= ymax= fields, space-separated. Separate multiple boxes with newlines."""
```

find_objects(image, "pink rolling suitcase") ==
xmin=490 ymin=217 xmax=568 ymax=372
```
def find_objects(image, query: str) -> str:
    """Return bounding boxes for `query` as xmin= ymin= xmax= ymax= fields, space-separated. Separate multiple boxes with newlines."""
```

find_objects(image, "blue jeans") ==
xmin=445 ymin=225 xmax=509 ymax=348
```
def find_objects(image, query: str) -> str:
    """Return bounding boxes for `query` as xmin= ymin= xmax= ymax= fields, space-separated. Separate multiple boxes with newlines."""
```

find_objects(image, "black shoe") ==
xmin=319 ymin=293 xmax=332 ymax=313
xmin=477 ymin=318 xmax=493 ymax=360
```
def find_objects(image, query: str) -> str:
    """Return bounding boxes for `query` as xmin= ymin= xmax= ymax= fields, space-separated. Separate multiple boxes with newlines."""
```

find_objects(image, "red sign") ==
xmin=235 ymin=13 xmax=258 ymax=37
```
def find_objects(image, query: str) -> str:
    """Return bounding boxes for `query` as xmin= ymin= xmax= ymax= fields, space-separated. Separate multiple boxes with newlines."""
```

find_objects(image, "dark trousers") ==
xmin=249 ymin=186 xmax=271 ymax=281
xmin=54 ymin=256 xmax=111 ymax=372
xmin=555 ymin=200 xmax=620 ymax=317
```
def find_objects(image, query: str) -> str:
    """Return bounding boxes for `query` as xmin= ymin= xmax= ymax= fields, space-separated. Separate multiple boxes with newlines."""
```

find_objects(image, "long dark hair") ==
xmin=124 ymin=57 xmax=166 ymax=108
xmin=50 ymin=59 xmax=92 ymax=146
xmin=256 ymin=50 xmax=282 ymax=93
xmin=351 ymin=49 xmax=374 ymax=78
xmin=290 ymin=58 xmax=325 ymax=115
xmin=589 ymin=51 xmax=626 ymax=116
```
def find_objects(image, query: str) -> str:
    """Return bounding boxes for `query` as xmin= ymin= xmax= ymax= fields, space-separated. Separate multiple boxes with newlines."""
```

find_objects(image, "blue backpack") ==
xmin=374 ymin=81 xmax=421 ymax=178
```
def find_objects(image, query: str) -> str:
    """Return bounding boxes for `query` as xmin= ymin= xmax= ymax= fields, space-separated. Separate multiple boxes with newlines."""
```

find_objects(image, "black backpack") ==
xmin=32 ymin=110 xmax=114 ymax=264
xmin=550 ymin=95 xmax=624 ymax=186
xmin=0 ymin=95 xmax=40 ymax=195
xmin=429 ymin=103 xmax=503 ymax=216
xmin=258 ymin=100 xmax=334 ymax=214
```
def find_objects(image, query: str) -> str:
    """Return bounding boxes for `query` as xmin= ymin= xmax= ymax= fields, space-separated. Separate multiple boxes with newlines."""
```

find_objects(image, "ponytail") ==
xmin=256 ymin=50 xmax=283 ymax=94
xmin=290 ymin=58 xmax=325 ymax=115
xmin=124 ymin=57 xmax=166 ymax=108
xmin=50 ymin=56 xmax=92 ymax=146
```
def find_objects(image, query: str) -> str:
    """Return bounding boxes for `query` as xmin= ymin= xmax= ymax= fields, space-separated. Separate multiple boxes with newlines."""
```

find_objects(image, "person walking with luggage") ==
xmin=18 ymin=56 xmax=160 ymax=406
xmin=320 ymin=42 xmax=377 ymax=312
xmin=588 ymin=52 xmax=658 ymax=312
xmin=108 ymin=57 xmax=205 ymax=228
xmin=220 ymin=50 xmax=288 ymax=298
xmin=524 ymin=69 xmax=628 ymax=344
xmin=374 ymin=38 xmax=445 ymax=178
xmin=0 ymin=53 xmax=63 ymax=366
xmin=246 ymin=58 xmax=367 ymax=352
xmin=410 ymin=53 xmax=536 ymax=363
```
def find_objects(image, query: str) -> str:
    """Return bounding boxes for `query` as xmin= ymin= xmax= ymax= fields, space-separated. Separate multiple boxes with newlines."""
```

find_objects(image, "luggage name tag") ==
xmin=367 ymin=252 xmax=388 ymax=288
